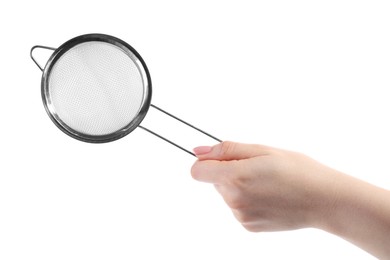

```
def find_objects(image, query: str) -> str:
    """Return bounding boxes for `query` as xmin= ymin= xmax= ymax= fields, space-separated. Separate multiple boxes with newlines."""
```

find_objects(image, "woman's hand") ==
xmin=191 ymin=141 xmax=390 ymax=259
xmin=191 ymin=141 xmax=340 ymax=231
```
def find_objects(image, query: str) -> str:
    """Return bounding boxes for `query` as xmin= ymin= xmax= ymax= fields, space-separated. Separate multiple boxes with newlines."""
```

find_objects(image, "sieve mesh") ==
xmin=47 ymin=41 xmax=145 ymax=136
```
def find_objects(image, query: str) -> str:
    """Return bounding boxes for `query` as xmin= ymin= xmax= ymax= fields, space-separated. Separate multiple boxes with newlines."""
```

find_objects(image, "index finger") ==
xmin=191 ymin=159 xmax=239 ymax=184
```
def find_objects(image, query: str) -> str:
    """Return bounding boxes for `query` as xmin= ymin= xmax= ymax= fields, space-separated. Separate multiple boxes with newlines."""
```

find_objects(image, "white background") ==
xmin=1 ymin=1 xmax=389 ymax=259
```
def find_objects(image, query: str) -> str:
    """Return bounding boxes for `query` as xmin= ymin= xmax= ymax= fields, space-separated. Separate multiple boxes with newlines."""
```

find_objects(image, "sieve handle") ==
xmin=150 ymin=104 xmax=222 ymax=142
xmin=30 ymin=45 xmax=56 ymax=71
xmin=140 ymin=104 xmax=222 ymax=157
xmin=139 ymin=126 xmax=197 ymax=156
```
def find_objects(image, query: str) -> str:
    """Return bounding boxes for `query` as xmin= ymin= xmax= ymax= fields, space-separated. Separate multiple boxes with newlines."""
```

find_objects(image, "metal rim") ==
xmin=41 ymin=33 xmax=152 ymax=143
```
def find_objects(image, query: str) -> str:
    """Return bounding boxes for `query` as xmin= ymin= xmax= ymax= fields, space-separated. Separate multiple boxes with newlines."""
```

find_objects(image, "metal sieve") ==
xmin=31 ymin=34 xmax=220 ymax=156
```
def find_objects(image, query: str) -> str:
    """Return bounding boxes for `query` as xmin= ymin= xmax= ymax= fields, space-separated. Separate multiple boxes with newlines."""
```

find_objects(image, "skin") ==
xmin=191 ymin=141 xmax=390 ymax=259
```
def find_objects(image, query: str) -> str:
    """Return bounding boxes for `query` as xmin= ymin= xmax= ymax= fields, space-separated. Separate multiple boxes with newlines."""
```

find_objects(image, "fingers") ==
xmin=191 ymin=160 xmax=240 ymax=184
xmin=191 ymin=141 xmax=272 ymax=184
xmin=194 ymin=141 xmax=271 ymax=161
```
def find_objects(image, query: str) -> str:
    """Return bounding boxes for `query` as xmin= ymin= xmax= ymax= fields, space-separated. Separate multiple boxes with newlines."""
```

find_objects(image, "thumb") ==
xmin=193 ymin=141 xmax=271 ymax=161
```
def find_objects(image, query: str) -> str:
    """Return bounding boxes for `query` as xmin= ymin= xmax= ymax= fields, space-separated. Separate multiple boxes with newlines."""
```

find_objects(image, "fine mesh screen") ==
xmin=48 ymin=41 xmax=145 ymax=136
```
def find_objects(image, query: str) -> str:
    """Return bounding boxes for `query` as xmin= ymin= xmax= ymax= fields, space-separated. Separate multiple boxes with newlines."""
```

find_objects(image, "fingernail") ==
xmin=193 ymin=146 xmax=212 ymax=156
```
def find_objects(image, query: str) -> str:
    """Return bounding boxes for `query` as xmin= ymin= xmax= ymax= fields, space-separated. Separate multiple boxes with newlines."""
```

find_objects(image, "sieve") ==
xmin=30 ymin=33 xmax=221 ymax=156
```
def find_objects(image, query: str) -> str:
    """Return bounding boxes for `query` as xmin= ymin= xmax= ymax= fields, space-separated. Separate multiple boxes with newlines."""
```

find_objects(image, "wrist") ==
xmin=311 ymin=171 xmax=390 ymax=258
xmin=310 ymin=169 xmax=367 ymax=234
xmin=298 ymin=166 xmax=347 ymax=231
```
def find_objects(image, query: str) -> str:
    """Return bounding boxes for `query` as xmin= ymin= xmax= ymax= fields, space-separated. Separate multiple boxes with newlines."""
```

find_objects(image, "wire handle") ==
xmin=30 ymin=45 xmax=56 ymax=71
xmin=140 ymin=105 xmax=221 ymax=157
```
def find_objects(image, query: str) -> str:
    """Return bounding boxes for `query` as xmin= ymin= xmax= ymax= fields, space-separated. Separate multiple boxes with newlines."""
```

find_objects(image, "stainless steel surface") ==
xmin=31 ymin=33 xmax=220 ymax=155
xmin=38 ymin=34 xmax=152 ymax=143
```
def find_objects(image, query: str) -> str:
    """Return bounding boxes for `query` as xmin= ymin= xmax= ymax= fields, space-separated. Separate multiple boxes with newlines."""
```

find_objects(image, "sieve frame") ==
xmin=40 ymin=34 xmax=152 ymax=143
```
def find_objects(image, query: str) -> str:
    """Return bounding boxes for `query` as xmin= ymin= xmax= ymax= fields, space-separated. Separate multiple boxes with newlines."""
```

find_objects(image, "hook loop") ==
xmin=30 ymin=45 xmax=56 ymax=71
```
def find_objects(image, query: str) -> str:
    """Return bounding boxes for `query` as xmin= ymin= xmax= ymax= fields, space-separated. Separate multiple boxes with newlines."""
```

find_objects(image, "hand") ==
xmin=191 ymin=141 xmax=390 ymax=259
xmin=191 ymin=141 xmax=340 ymax=232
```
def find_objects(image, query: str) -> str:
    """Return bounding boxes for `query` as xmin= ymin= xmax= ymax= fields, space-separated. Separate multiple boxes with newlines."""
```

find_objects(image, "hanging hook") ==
xmin=30 ymin=45 xmax=56 ymax=71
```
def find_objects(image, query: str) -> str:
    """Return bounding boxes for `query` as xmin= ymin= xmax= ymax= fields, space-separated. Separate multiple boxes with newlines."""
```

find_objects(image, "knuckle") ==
xmin=228 ymin=199 xmax=244 ymax=210
xmin=232 ymin=209 xmax=251 ymax=224
xmin=242 ymin=223 xmax=260 ymax=232
xmin=228 ymin=172 xmax=249 ymax=191
xmin=225 ymin=193 xmax=246 ymax=210
xmin=219 ymin=141 xmax=236 ymax=157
